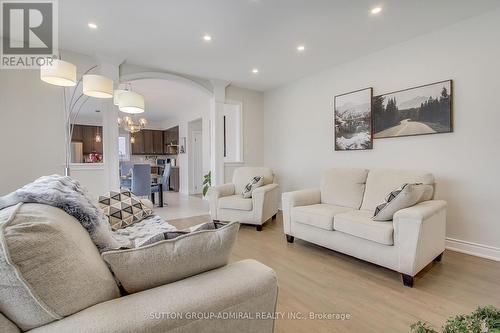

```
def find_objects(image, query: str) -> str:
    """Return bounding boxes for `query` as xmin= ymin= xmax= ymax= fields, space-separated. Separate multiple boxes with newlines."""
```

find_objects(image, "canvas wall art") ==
xmin=334 ymin=87 xmax=373 ymax=151
xmin=373 ymin=80 xmax=452 ymax=139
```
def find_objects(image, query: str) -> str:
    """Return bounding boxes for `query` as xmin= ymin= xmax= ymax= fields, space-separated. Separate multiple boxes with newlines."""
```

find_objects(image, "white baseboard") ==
xmin=446 ymin=237 xmax=500 ymax=262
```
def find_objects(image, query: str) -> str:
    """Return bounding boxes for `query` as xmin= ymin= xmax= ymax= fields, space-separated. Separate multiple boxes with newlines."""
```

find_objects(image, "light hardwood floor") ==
xmin=170 ymin=212 xmax=500 ymax=333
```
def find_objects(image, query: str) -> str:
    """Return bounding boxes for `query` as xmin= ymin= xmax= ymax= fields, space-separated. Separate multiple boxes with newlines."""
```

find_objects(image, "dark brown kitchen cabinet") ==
xmin=163 ymin=126 xmax=179 ymax=154
xmin=131 ymin=130 xmax=165 ymax=155
xmin=71 ymin=124 xmax=103 ymax=155
xmin=153 ymin=130 xmax=164 ymax=154
xmin=143 ymin=130 xmax=154 ymax=154
xmin=131 ymin=131 xmax=145 ymax=155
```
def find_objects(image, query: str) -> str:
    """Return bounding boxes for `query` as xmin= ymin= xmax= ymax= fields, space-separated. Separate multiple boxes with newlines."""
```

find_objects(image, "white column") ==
xmin=97 ymin=57 xmax=121 ymax=191
xmin=209 ymin=80 xmax=229 ymax=185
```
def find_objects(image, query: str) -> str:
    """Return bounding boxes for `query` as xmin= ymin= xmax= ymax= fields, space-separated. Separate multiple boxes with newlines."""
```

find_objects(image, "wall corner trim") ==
xmin=446 ymin=237 xmax=500 ymax=262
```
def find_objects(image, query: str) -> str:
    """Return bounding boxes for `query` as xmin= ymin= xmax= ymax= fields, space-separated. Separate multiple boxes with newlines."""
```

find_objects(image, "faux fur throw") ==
xmin=0 ymin=175 xmax=131 ymax=251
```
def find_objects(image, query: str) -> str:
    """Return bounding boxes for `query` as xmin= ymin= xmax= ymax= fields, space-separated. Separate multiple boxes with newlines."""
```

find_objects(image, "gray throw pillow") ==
xmin=101 ymin=221 xmax=240 ymax=293
xmin=242 ymin=176 xmax=264 ymax=198
xmin=372 ymin=183 xmax=433 ymax=221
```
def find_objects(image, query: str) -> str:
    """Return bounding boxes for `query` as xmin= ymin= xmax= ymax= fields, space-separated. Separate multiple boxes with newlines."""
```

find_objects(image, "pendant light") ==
xmin=83 ymin=74 xmax=113 ymax=98
xmin=40 ymin=59 xmax=77 ymax=86
xmin=113 ymin=89 xmax=127 ymax=105
xmin=118 ymin=91 xmax=145 ymax=114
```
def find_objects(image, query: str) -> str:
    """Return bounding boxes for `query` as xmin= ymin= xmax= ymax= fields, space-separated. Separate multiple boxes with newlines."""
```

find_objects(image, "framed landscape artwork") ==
xmin=334 ymin=87 xmax=373 ymax=151
xmin=373 ymin=80 xmax=453 ymax=139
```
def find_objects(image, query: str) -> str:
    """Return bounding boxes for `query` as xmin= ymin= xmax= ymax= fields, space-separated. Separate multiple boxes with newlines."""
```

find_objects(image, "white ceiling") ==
xmin=76 ymin=78 xmax=210 ymax=124
xmin=59 ymin=0 xmax=500 ymax=91
xmin=129 ymin=78 xmax=210 ymax=123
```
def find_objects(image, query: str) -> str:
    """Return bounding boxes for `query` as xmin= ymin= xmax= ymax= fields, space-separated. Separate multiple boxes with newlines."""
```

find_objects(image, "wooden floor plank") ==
xmin=169 ymin=212 xmax=500 ymax=332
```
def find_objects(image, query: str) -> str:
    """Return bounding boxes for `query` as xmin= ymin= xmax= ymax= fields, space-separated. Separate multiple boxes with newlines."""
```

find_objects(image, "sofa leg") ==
xmin=434 ymin=252 xmax=443 ymax=262
xmin=256 ymin=225 xmax=263 ymax=231
xmin=272 ymin=213 xmax=277 ymax=220
xmin=401 ymin=274 xmax=414 ymax=288
xmin=286 ymin=234 xmax=294 ymax=243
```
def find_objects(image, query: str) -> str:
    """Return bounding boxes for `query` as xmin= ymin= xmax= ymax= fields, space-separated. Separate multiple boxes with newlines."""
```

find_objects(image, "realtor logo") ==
xmin=1 ymin=0 xmax=58 ymax=69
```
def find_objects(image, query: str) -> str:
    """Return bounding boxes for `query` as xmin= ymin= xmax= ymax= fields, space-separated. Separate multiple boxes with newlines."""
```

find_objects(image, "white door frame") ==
xmin=190 ymin=130 xmax=203 ymax=194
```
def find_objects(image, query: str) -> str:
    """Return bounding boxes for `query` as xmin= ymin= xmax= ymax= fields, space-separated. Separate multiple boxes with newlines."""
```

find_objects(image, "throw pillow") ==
xmin=101 ymin=221 xmax=240 ymax=294
xmin=99 ymin=189 xmax=153 ymax=230
xmin=372 ymin=183 xmax=433 ymax=221
xmin=242 ymin=176 xmax=264 ymax=198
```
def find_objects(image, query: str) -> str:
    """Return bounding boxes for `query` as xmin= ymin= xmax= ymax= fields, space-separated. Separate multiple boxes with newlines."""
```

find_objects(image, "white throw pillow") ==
xmin=372 ymin=183 xmax=433 ymax=221
xmin=101 ymin=222 xmax=239 ymax=293
xmin=242 ymin=176 xmax=264 ymax=198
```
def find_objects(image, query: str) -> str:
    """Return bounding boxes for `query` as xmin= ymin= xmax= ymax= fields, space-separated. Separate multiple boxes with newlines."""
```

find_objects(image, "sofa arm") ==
xmin=281 ymin=189 xmax=321 ymax=234
xmin=394 ymin=200 xmax=447 ymax=276
xmin=208 ymin=184 xmax=235 ymax=220
xmin=29 ymin=260 xmax=278 ymax=333
xmin=252 ymin=184 xmax=280 ymax=223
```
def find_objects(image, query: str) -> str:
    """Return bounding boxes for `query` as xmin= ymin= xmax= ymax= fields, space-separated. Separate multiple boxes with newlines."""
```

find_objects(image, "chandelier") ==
xmin=117 ymin=116 xmax=147 ymax=133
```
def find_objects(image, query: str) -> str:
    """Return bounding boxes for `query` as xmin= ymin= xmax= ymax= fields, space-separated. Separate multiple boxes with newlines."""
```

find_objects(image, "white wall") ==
xmin=0 ymin=51 xmax=121 ymax=198
xmin=264 ymin=9 xmax=500 ymax=254
xmin=225 ymin=85 xmax=265 ymax=182
xmin=162 ymin=102 xmax=211 ymax=194
xmin=0 ymin=70 xmax=65 ymax=194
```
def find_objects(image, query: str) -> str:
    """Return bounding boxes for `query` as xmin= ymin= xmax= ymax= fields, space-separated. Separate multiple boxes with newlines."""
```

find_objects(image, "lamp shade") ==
xmin=113 ymin=89 xmax=127 ymax=105
xmin=83 ymin=74 xmax=113 ymax=98
xmin=118 ymin=91 xmax=145 ymax=114
xmin=40 ymin=59 xmax=77 ymax=86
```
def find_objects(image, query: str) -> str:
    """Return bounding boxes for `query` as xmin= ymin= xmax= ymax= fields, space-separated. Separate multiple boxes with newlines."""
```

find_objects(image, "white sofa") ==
xmin=282 ymin=168 xmax=446 ymax=287
xmin=209 ymin=167 xmax=280 ymax=231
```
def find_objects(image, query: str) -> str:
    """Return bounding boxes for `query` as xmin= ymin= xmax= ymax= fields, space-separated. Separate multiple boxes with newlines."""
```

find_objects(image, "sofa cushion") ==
xmin=334 ymin=210 xmax=394 ymax=245
xmin=232 ymin=167 xmax=274 ymax=194
xmin=292 ymin=204 xmax=353 ymax=231
xmin=0 ymin=313 xmax=20 ymax=333
xmin=0 ymin=203 xmax=120 ymax=331
xmin=321 ymin=168 xmax=369 ymax=209
xmin=218 ymin=195 xmax=253 ymax=211
xmin=102 ymin=222 xmax=239 ymax=294
xmin=361 ymin=169 xmax=435 ymax=211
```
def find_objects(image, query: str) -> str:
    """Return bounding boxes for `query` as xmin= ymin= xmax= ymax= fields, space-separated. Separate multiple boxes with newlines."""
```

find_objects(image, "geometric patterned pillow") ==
xmin=241 ymin=176 xmax=264 ymax=198
xmin=98 ymin=189 xmax=153 ymax=230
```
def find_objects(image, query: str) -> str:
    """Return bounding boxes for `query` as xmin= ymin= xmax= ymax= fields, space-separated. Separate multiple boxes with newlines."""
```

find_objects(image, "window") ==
xmin=118 ymin=135 xmax=130 ymax=161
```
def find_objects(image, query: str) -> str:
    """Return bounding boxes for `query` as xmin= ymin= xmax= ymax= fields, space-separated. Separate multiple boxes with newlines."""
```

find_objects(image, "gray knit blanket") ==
xmin=0 ymin=175 xmax=176 ymax=251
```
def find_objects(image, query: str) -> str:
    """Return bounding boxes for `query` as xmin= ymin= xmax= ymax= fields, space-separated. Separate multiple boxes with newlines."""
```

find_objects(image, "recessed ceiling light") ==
xmin=88 ymin=22 xmax=98 ymax=29
xmin=297 ymin=45 xmax=305 ymax=52
xmin=252 ymin=68 xmax=259 ymax=74
xmin=371 ymin=6 xmax=382 ymax=15
xmin=203 ymin=34 xmax=212 ymax=41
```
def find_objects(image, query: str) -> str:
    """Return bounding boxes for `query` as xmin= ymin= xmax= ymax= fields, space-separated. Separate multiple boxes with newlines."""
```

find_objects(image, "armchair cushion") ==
xmin=292 ymin=204 xmax=353 ymax=231
xmin=218 ymin=195 xmax=253 ymax=211
xmin=102 ymin=222 xmax=239 ymax=294
xmin=334 ymin=210 xmax=394 ymax=245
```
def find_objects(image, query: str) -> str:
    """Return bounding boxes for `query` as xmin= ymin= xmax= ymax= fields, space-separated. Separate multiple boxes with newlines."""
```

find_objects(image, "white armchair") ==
xmin=208 ymin=167 xmax=280 ymax=231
